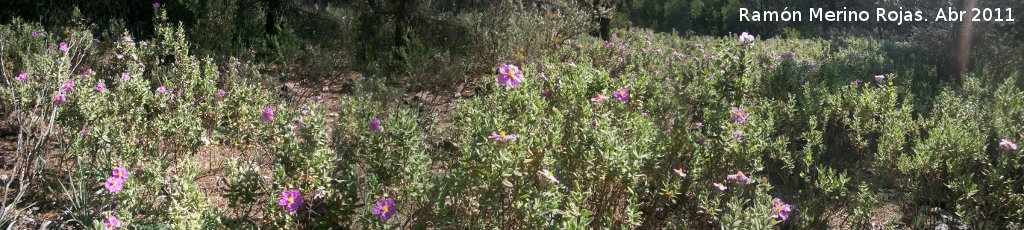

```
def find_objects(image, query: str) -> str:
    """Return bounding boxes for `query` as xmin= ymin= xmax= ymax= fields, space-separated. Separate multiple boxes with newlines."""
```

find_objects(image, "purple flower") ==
xmin=693 ymin=122 xmax=704 ymax=129
xmin=1000 ymin=139 xmax=1018 ymax=150
xmin=732 ymin=130 xmax=745 ymax=142
xmin=612 ymin=88 xmax=629 ymax=102
xmin=112 ymin=167 xmax=128 ymax=180
xmin=618 ymin=45 xmax=626 ymax=52
xmin=369 ymin=117 xmax=383 ymax=132
xmin=31 ymin=31 xmax=40 ymax=38
xmin=712 ymin=182 xmax=727 ymax=191
xmin=59 ymin=42 xmax=69 ymax=53
xmin=779 ymin=52 xmax=794 ymax=60
xmin=261 ymin=107 xmax=274 ymax=122
xmin=726 ymin=170 xmax=751 ymax=184
xmin=496 ymin=64 xmax=525 ymax=89
xmin=153 ymin=2 xmax=162 ymax=9
xmin=488 ymin=131 xmax=517 ymax=142
xmin=277 ymin=190 xmax=303 ymax=213
xmin=591 ymin=94 xmax=608 ymax=103
xmin=97 ymin=82 xmax=107 ymax=93
xmin=104 ymin=215 xmax=121 ymax=229
xmin=540 ymin=91 xmax=552 ymax=99
xmin=52 ymin=93 xmax=66 ymax=106
xmin=16 ymin=72 xmax=27 ymax=81
xmin=156 ymin=86 xmax=167 ymax=94
xmin=603 ymin=40 xmax=613 ymax=47
xmin=730 ymin=107 xmax=747 ymax=124
xmin=739 ymin=32 xmax=755 ymax=45
xmin=874 ymin=74 xmax=886 ymax=85
xmin=771 ymin=198 xmax=793 ymax=221
xmin=61 ymin=80 xmax=75 ymax=93
xmin=83 ymin=68 xmax=94 ymax=76
xmin=216 ymin=90 xmax=227 ymax=101
xmin=104 ymin=177 xmax=123 ymax=193
xmin=537 ymin=72 xmax=547 ymax=81
xmin=372 ymin=198 xmax=397 ymax=221
xmin=121 ymin=72 xmax=131 ymax=81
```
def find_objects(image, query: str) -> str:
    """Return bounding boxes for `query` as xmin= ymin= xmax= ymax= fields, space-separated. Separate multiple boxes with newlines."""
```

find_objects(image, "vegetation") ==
xmin=1 ymin=0 xmax=1023 ymax=229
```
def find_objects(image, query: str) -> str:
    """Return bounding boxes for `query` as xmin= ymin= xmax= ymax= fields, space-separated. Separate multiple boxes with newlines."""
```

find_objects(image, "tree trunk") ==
xmin=952 ymin=0 xmax=979 ymax=83
xmin=265 ymin=0 xmax=280 ymax=37
xmin=393 ymin=0 xmax=409 ymax=61
xmin=594 ymin=0 xmax=611 ymax=41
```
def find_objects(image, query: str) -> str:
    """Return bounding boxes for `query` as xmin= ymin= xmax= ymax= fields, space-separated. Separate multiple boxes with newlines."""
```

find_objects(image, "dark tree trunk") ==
xmin=393 ymin=0 xmax=411 ymax=61
xmin=265 ymin=0 xmax=280 ymax=37
xmin=594 ymin=0 xmax=611 ymax=41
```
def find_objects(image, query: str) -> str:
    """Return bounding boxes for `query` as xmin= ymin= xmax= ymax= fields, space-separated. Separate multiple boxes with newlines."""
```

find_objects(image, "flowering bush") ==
xmin=2 ymin=9 xmax=1024 ymax=230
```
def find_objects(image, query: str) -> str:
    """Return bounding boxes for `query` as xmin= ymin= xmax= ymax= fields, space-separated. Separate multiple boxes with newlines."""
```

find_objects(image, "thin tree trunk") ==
xmin=953 ymin=0 xmax=979 ymax=82
xmin=266 ymin=0 xmax=280 ymax=37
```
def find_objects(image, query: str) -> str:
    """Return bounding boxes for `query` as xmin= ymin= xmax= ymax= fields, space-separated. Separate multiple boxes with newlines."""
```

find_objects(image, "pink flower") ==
xmin=538 ymin=169 xmax=559 ymax=184
xmin=496 ymin=64 xmax=525 ymax=89
xmin=121 ymin=36 xmax=134 ymax=46
xmin=732 ymin=130 xmax=744 ymax=142
xmin=156 ymin=86 xmax=167 ymax=94
xmin=261 ymin=107 xmax=274 ymax=122
xmin=215 ymin=90 xmax=227 ymax=101
xmin=104 ymin=177 xmax=124 ymax=193
xmin=61 ymin=80 xmax=75 ymax=93
xmin=52 ymin=93 xmax=66 ymax=106
xmin=371 ymin=198 xmax=396 ymax=221
xmin=112 ymin=167 xmax=128 ymax=180
xmin=730 ymin=107 xmax=747 ymax=124
xmin=83 ymin=68 xmax=94 ymax=76
xmin=16 ymin=72 xmax=28 ymax=81
xmin=726 ymin=170 xmax=750 ymax=184
xmin=712 ymin=182 xmax=727 ymax=191
xmin=738 ymin=32 xmax=755 ymax=45
xmin=1000 ymin=139 xmax=1018 ymax=150
xmin=59 ymin=42 xmax=69 ymax=53
xmin=369 ymin=117 xmax=383 ymax=132
xmin=673 ymin=168 xmax=687 ymax=178
xmin=591 ymin=94 xmax=608 ymax=103
xmin=771 ymin=198 xmax=792 ymax=221
xmin=612 ymin=88 xmax=629 ymax=102
xmin=121 ymin=72 xmax=131 ymax=81
xmin=488 ymin=131 xmax=517 ymax=142
xmin=874 ymin=74 xmax=886 ymax=85
xmin=277 ymin=190 xmax=303 ymax=213
xmin=104 ymin=216 xmax=121 ymax=229
xmin=97 ymin=82 xmax=107 ymax=93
